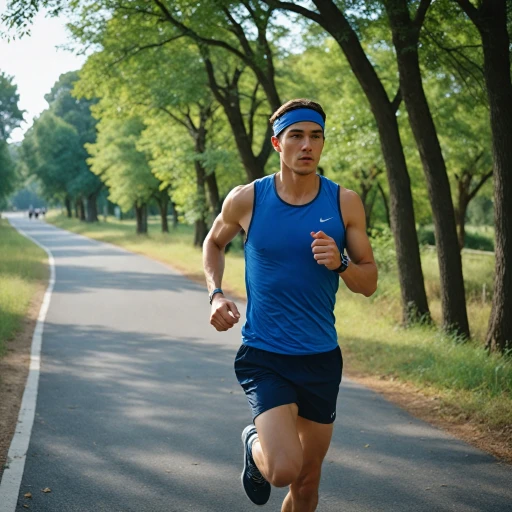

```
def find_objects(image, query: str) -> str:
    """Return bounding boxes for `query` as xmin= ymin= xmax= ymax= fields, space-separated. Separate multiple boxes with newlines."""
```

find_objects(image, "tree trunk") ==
xmin=86 ymin=193 xmax=99 ymax=223
xmin=65 ymin=196 xmax=72 ymax=218
xmin=300 ymin=0 xmax=430 ymax=324
xmin=385 ymin=0 xmax=469 ymax=336
xmin=472 ymin=1 xmax=512 ymax=353
xmin=194 ymin=114 xmax=221 ymax=217
xmin=135 ymin=204 xmax=148 ymax=234
xmin=194 ymin=219 xmax=208 ymax=247
xmin=158 ymin=194 xmax=169 ymax=233
xmin=194 ymin=159 xmax=208 ymax=247
xmin=205 ymin=171 xmax=221 ymax=218
xmin=170 ymin=201 xmax=179 ymax=228
xmin=78 ymin=198 xmax=86 ymax=222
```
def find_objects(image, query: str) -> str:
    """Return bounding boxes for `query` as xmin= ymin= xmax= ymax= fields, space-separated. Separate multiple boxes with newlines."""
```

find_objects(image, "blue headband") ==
xmin=273 ymin=108 xmax=325 ymax=137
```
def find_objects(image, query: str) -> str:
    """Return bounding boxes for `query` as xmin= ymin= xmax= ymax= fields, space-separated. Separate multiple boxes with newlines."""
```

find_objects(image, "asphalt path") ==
xmin=3 ymin=216 xmax=511 ymax=512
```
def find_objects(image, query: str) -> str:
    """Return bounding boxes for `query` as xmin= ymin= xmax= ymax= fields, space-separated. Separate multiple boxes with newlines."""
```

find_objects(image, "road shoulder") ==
xmin=0 ymin=283 xmax=47 ymax=479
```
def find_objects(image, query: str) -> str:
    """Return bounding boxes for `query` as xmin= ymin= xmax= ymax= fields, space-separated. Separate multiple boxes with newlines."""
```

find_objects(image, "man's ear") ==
xmin=271 ymin=135 xmax=282 ymax=153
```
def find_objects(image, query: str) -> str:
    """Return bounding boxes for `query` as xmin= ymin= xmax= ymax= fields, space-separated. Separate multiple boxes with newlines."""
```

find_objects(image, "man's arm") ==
xmin=203 ymin=184 xmax=253 ymax=331
xmin=310 ymin=189 xmax=377 ymax=297
xmin=338 ymin=190 xmax=378 ymax=297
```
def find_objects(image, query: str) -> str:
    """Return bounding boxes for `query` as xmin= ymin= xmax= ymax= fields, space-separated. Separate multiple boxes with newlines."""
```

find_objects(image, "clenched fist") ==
xmin=311 ymin=231 xmax=341 ymax=271
xmin=210 ymin=296 xmax=241 ymax=332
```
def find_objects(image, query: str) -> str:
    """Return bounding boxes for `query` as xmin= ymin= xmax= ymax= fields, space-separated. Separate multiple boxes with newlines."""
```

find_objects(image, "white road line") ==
xmin=0 ymin=223 xmax=56 ymax=512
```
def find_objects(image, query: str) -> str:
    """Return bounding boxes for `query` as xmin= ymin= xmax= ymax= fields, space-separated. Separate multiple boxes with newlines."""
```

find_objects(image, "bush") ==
xmin=417 ymin=225 xmax=494 ymax=252
xmin=369 ymin=227 xmax=397 ymax=272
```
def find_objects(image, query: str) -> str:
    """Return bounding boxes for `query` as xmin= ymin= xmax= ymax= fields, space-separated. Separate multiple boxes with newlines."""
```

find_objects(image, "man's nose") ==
xmin=301 ymin=137 xmax=313 ymax=150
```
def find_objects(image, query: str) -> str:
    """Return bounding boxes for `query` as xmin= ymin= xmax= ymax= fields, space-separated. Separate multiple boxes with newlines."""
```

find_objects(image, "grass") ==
xmin=0 ymin=219 xmax=48 ymax=356
xmin=47 ymin=211 xmax=512 ymax=431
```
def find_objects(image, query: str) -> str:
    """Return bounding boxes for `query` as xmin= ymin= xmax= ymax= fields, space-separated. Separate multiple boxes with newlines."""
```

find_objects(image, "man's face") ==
xmin=271 ymin=121 xmax=325 ymax=175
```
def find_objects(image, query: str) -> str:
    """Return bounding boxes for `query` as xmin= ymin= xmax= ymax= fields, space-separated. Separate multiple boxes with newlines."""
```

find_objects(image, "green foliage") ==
xmin=0 ymin=71 xmax=24 ymax=141
xmin=369 ymin=227 xmax=397 ymax=273
xmin=467 ymin=196 xmax=494 ymax=226
xmin=22 ymin=112 xmax=82 ymax=200
xmin=87 ymin=116 xmax=159 ymax=211
xmin=0 ymin=141 xmax=17 ymax=208
xmin=418 ymin=225 xmax=495 ymax=252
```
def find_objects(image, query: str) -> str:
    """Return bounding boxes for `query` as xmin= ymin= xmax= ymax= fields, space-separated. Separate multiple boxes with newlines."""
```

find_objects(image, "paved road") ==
xmin=4 ymin=216 xmax=511 ymax=511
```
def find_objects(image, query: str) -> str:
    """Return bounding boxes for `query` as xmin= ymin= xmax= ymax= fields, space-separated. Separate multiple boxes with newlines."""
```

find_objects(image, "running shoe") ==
xmin=241 ymin=425 xmax=271 ymax=505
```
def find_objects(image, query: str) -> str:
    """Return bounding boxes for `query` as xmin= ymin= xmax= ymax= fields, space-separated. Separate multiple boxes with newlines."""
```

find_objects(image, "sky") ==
xmin=0 ymin=0 xmax=86 ymax=143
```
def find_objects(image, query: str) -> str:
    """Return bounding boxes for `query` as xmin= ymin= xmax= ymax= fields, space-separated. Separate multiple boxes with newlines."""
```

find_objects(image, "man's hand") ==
xmin=210 ymin=296 xmax=241 ymax=332
xmin=311 ymin=231 xmax=341 ymax=271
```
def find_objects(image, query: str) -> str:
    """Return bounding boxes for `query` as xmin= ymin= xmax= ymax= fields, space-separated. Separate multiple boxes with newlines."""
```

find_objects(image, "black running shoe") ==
xmin=241 ymin=425 xmax=271 ymax=506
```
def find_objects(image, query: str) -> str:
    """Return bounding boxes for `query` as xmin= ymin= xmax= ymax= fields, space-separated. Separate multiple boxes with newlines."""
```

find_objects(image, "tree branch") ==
xmin=468 ymin=169 xmax=493 ymax=201
xmin=152 ymin=0 xmax=251 ymax=67
xmin=159 ymin=106 xmax=190 ymax=131
xmin=413 ymin=0 xmax=433 ymax=32
xmin=222 ymin=6 xmax=254 ymax=58
xmin=391 ymin=88 xmax=402 ymax=113
xmin=453 ymin=0 xmax=481 ymax=28
xmin=108 ymin=34 xmax=185 ymax=67
xmin=262 ymin=0 xmax=323 ymax=25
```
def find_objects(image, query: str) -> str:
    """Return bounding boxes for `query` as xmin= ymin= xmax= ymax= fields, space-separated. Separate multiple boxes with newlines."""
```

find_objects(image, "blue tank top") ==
xmin=241 ymin=174 xmax=346 ymax=355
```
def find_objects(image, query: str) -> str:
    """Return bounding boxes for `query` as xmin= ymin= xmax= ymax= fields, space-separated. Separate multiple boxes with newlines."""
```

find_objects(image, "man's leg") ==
xmin=251 ymin=403 xmax=303 ymax=488
xmin=281 ymin=416 xmax=334 ymax=512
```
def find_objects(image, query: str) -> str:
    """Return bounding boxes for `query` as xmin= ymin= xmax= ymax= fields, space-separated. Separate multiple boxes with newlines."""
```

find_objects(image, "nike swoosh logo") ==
xmin=320 ymin=217 xmax=333 ymax=223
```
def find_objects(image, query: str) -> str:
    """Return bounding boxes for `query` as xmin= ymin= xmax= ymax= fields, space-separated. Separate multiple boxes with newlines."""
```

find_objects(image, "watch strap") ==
xmin=209 ymin=288 xmax=224 ymax=304
xmin=333 ymin=254 xmax=350 ymax=274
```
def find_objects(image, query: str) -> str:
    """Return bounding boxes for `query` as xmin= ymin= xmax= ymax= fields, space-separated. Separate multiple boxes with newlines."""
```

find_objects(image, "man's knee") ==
xmin=292 ymin=464 xmax=322 ymax=498
xmin=266 ymin=455 xmax=303 ymax=488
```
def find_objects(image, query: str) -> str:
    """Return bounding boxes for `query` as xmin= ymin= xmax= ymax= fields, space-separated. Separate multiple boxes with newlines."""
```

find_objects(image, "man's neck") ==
xmin=275 ymin=168 xmax=319 ymax=206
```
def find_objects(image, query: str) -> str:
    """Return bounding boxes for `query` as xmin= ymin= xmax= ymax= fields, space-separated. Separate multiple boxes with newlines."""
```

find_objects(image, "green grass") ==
xmin=0 ymin=219 xmax=48 ymax=356
xmin=47 ymin=211 xmax=511 ymax=431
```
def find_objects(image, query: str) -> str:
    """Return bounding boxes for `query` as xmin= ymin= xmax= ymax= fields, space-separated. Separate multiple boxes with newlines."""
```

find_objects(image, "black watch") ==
xmin=209 ymin=288 xmax=224 ymax=304
xmin=333 ymin=254 xmax=350 ymax=274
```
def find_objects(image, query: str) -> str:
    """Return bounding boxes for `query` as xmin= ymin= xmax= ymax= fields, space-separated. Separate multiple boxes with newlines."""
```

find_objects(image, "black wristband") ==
xmin=333 ymin=254 xmax=349 ymax=274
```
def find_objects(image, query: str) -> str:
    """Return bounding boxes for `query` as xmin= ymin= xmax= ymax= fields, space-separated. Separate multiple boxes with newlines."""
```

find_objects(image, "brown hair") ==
xmin=269 ymin=99 xmax=326 ymax=130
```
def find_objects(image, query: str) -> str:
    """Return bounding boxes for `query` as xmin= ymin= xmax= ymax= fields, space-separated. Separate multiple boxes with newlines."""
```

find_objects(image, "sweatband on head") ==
xmin=272 ymin=108 xmax=325 ymax=137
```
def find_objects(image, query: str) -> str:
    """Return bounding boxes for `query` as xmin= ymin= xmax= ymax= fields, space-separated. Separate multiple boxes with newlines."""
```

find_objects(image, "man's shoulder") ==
xmin=227 ymin=182 xmax=255 ymax=205
xmin=222 ymin=182 xmax=255 ymax=222
xmin=338 ymin=186 xmax=361 ymax=204
xmin=336 ymin=185 xmax=364 ymax=227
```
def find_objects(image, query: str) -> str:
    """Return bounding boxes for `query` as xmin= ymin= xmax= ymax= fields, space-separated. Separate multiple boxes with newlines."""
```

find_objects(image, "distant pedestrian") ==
xmin=203 ymin=98 xmax=378 ymax=510
xmin=28 ymin=206 xmax=34 ymax=219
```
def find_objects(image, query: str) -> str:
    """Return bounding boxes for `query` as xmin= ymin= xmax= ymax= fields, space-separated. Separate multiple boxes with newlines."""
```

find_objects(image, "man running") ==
xmin=203 ymin=98 xmax=377 ymax=511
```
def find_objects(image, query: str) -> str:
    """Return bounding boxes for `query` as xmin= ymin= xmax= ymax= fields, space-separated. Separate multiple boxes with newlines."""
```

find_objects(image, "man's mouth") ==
xmin=299 ymin=156 xmax=313 ymax=161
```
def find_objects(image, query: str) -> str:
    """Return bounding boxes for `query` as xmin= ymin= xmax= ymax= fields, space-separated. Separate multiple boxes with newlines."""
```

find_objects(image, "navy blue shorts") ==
xmin=234 ymin=344 xmax=343 ymax=424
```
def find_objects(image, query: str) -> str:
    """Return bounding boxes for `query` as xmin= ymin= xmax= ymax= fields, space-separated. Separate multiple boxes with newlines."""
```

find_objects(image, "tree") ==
xmin=46 ymin=71 xmax=103 ymax=222
xmin=0 ymin=72 xmax=24 ymax=208
xmin=452 ymin=0 xmax=512 ymax=353
xmin=267 ymin=0 xmax=430 ymax=324
xmin=73 ymin=22 xmax=230 ymax=241
xmin=86 ymin=115 xmax=161 ymax=234
xmin=0 ymin=71 xmax=24 ymax=140
xmin=0 ymin=141 xmax=17 ymax=209
xmin=382 ymin=0 xmax=470 ymax=337
xmin=23 ymin=112 xmax=82 ymax=207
